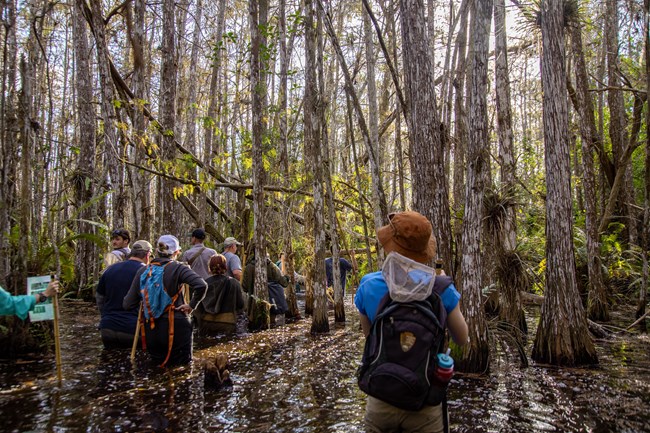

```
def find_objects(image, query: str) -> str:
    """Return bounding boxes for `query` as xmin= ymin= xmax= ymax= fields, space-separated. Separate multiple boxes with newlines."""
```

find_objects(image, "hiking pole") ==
xmin=51 ymin=274 xmax=62 ymax=383
xmin=131 ymin=303 xmax=143 ymax=363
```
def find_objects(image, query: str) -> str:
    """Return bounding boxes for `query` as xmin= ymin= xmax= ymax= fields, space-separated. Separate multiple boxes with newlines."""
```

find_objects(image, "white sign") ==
xmin=27 ymin=275 xmax=54 ymax=322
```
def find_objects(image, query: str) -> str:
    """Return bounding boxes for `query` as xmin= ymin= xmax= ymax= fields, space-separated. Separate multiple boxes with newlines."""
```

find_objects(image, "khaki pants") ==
xmin=364 ymin=396 xmax=444 ymax=433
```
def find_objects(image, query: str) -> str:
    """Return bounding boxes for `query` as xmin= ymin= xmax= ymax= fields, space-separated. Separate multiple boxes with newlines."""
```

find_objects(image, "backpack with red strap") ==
xmin=139 ymin=262 xmax=179 ymax=367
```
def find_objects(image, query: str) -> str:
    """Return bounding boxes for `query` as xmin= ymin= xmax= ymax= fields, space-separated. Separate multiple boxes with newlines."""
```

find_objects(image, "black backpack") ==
xmin=357 ymin=275 xmax=452 ymax=411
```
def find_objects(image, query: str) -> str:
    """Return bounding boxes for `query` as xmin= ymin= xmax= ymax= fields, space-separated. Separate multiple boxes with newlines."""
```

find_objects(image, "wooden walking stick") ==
xmin=51 ymin=275 xmax=62 ymax=382
xmin=131 ymin=303 xmax=143 ymax=363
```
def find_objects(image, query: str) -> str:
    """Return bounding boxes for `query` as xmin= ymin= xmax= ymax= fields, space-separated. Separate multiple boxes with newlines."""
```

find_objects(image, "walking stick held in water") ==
xmin=131 ymin=303 xmax=143 ymax=363
xmin=51 ymin=273 xmax=63 ymax=382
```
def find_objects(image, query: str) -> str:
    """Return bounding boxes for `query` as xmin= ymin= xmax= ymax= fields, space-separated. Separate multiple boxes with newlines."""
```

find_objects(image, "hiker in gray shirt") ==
xmin=222 ymin=237 xmax=243 ymax=281
xmin=181 ymin=228 xmax=217 ymax=280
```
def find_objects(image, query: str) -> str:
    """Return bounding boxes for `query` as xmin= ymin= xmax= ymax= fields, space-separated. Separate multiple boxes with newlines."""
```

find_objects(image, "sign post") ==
xmin=27 ymin=275 xmax=62 ymax=381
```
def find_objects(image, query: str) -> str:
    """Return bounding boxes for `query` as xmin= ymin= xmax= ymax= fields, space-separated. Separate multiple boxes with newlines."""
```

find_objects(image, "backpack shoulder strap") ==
xmin=187 ymin=247 xmax=207 ymax=266
xmin=433 ymin=275 xmax=453 ymax=295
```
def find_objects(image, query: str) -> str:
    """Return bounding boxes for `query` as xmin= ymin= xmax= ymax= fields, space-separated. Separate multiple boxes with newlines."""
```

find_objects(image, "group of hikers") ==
xmin=1 ymin=210 xmax=468 ymax=433
xmin=96 ymin=228 xmax=258 ymax=367
xmin=96 ymin=226 xmax=362 ymax=368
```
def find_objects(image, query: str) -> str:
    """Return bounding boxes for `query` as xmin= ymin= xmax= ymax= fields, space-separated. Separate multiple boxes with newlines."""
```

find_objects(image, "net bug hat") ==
xmin=376 ymin=211 xmax=437 ymax=264
xmin=157 ymin=234 xmax=181 ymax=255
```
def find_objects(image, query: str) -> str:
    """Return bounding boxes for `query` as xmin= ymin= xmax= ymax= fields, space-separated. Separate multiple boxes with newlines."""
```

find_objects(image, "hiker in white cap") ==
xmin=123 ymin=234 xmax=207 ymax=367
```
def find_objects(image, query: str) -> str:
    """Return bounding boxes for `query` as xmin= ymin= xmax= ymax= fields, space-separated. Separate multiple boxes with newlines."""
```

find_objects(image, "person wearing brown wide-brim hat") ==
xmin=354 ymin=211 xmax=468 ymax=433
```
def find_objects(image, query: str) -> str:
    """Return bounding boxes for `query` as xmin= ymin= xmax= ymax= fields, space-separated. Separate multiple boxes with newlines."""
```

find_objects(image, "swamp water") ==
xmin=0 ymin=298 xmax=648 ymax=432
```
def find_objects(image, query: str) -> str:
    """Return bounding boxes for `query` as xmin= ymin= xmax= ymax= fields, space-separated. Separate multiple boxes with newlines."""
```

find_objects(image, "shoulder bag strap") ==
xmin=187 ymin=247 xmax=207 ymax=266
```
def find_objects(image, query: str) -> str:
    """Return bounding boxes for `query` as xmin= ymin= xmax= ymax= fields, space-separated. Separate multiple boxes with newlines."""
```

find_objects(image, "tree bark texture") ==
xmin=605 ymin=0 xmax=633 ymax=240
xmin=72 ymin=0 xmax=97 ymax=294
xmin=249 ymin=0 xmax=271 ymax=330
xmin=532 ymin=0 xmax=598 ymax=366
xmin=89 ymin=0 xmax=125 ymax=229
xmin=458 ymin=0 xmax=492 ymax=374
xmin=307 ymin=1 xmax=329 ymax=334
xmin=493 ymin=0 xmax=516 ymax=251
xmin=493 ymin=0 xmax=525 ymax=336
xmin=568 ymin=24 xmax=609 ymax=322
xmin=0 ymin=0 xmax=18 ymax=287
xmin=400 ymin=0 xmax=452 ymax=271
xmin=159 ymin=0 xmax=178 ymax=234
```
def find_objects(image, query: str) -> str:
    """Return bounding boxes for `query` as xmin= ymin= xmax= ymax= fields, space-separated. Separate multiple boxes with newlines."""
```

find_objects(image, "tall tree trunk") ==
xmin=0 ymin=0 xmax=19 ymax=286
xmin=249 ymin=0 xmax=271 ymax=330
xmin=347 ymin=93 xmax=374 ymax=271
xmin=72 ymin=0 xmax=96 ymax=295
xmin=158 ymin=0 xmax=178 ymax=234
xmin=89 ymin=0 xmax=124 ymax=229
xmin=458 ymin=0 xmax=491 ymax=373
xmin=363 ymin=2 xmax=382 ymax=234
xmin=605 ymin=0 xmax=632 ymax=241
xmin=204 ymin=0 xmax=227 ymax=164
xmin=568 ymin=24 xmax=609 ymax=322
xmin=493 ymin=0 xmax=524 ymax=335
xmin=184 ymin=0 xmax=203 ymax=156
xmin=532 ymin=0 xmax=598 ymax=366
xmin=451 ymin=1 xmax=469 ymax=278
xmin=278 ymin=0 xmax=300 ymax=321
xmin=400 ymin=0 xmax=452 ymax=271
xmin=17 ymin=56 xmax=32 ymax=293
xmin=638 ymin=0 xmax=649 ymax=331
xmin=307 ymin=0 xmax=329 ymax=334
xmin=131 ymin=0 xmax=152 ymax=241
xmin=322 ymin=16 xmax=344 ymax=322
xmin=493 ymin=0 xmax=516 ymax=251
xmin=317 ymin=0 xmax=388 ymax=246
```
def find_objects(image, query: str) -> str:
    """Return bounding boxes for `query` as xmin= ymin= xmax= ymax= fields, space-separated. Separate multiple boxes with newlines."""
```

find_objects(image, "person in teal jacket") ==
xmin=0 ymin=280 xmax=59 ymax=320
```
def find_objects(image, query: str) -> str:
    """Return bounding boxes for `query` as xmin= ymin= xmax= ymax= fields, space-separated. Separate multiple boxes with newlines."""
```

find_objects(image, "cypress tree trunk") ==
xmin=89 ymin=0 xmax=124 ymax=229
xmin=249 ymin=0 xmax=271 ymax=330
xmin=278 ymin=0 xmax=301 ymax=321
xmin=158 ymin=0 xmax=178 ymax=234
xmin=307 ymin=0 xmax=329 ymax=334
xmin=458 ymin=0 xmax=492 ymax=374
xmin=493 ymin=0 xmax=525 ymax=336
xmin=568 ymin=24 xmax=609 ymax=322
xmin=532 ymin=0 xmax=598 ymax=366
xmin=72 ymin=0 xmax=96 ymax=295
xmin=0 ymin=0 xmax=18 ymax=286
xmin=131 ymin=0 xmax=152 ymax=241
xmin=399 ymin=0 xmax=452 ymax=271
xmin=451 ymin=2 xmax=469 ymax=278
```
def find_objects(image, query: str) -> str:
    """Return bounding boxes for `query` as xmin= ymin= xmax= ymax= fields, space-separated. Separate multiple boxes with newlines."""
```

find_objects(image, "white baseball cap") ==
xmin=157 ymin=234 xmax=180 ymax=254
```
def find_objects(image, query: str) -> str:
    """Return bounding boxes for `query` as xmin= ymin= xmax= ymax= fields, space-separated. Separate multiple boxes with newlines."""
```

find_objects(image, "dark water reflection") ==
xmin=0 ymin=299 xmax=648 ymax=432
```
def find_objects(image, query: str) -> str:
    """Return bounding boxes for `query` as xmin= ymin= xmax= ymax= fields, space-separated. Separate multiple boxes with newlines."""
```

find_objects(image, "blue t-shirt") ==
xmin=223 ymin=251 xmax=242 ymax=279
xmin=96 ymin=260 xmax=144 ymax=334
xmin=354 ymin=271 xmax=461 ymax=323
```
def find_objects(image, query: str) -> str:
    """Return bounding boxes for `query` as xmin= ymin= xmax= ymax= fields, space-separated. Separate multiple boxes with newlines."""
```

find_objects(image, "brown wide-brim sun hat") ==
xmin=377 ymin=211 xmax=437 ymax=264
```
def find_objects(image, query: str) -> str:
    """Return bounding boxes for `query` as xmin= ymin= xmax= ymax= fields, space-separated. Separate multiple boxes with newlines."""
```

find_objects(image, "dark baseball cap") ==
xmin=191 ymin=228 xmax=206 ymax=240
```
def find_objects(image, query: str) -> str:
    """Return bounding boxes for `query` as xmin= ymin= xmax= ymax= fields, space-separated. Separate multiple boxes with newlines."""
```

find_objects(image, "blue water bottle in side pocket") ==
xmin=435 ymin=349 xmax=454 ymax=384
